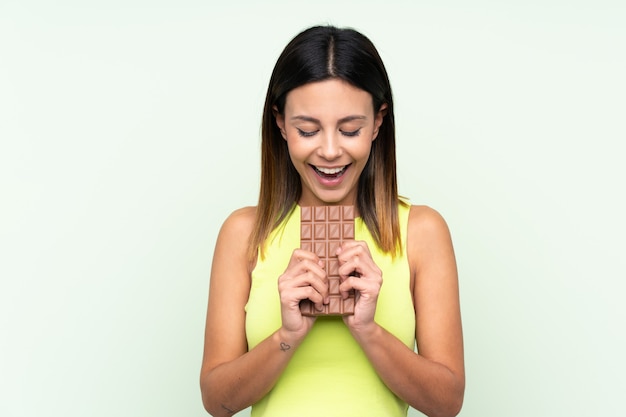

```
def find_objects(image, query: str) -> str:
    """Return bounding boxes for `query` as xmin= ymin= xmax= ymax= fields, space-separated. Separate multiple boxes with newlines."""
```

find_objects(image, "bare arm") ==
xmin=200 ymin=207 xmax=328 ymax=416
xmin=340 ymin=206 xmax=465 ymax=417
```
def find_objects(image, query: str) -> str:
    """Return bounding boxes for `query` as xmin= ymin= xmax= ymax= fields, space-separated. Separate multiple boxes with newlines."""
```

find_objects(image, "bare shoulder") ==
xmin=406 ymin=205 xmax=456 ymax=272
xmin=214 ymin=206 xmax=258 ymax=270
xmin=220 ymin=206 xmax=257 ymax=236
xmin=407 ymin=205 xmax=452 ymax=239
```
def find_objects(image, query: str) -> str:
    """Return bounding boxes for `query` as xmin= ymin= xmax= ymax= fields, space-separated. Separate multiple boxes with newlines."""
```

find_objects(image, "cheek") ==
xmin=285 ymin=133 xmax=314 ymax=155
xmin=284 ymin=137 xmax=308 ymax=165
xmin=352 ymin=139 xmax=374 ymax=161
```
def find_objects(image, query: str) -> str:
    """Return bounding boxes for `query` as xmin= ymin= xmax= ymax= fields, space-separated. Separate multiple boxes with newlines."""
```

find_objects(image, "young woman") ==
xmin=200 ymin=25 xmax=464 ymax=417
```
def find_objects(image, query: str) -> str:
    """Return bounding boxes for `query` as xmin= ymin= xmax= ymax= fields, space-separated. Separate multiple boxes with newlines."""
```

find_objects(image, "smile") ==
xmin=311 ymin=165 xmax=349 ymax=179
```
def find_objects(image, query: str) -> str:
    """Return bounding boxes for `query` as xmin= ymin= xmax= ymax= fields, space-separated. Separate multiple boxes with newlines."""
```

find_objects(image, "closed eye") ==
xmin=340 ymin=128 xmax=362 ymax=137
xmin=297 ymin=128 xmax=318 ymax=137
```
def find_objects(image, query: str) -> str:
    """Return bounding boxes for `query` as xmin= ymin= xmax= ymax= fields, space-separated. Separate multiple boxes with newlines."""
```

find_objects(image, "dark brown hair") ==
xmin=249 ymin=25 xmax=404 ymax=260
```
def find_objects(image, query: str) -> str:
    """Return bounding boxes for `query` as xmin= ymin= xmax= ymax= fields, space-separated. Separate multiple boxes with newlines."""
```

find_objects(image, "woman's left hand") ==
xmin=336 ymin=240 xmax=382 ymax=333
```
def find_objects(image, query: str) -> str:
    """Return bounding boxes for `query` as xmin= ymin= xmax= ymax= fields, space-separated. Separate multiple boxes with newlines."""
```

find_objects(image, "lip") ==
xmin=309 ymin=163 xmax=350 ymax=186
xmin=313 ymin=165 xmax=347 ymax=174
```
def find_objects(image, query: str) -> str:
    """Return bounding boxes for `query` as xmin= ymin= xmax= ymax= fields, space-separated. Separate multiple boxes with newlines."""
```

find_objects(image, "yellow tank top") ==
xmin=245 ymin=203 xmax=415 ymax=417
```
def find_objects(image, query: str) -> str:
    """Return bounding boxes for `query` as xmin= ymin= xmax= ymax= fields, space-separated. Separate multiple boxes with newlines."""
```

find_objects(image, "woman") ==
xmin=200 ymin=25 xmax=464 ymax=417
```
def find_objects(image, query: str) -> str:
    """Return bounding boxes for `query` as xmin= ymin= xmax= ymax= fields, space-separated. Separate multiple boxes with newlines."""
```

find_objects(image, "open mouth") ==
xmin=312 ymin=164 xmax=349 ymax=179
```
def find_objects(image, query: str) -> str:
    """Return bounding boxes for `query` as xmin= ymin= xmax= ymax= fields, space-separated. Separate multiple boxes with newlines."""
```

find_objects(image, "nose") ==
xmin=317 ymin=131 xmax=342 ymax=160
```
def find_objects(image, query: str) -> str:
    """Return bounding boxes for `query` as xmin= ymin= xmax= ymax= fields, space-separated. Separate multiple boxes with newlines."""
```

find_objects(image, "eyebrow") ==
xmin=290 ymin=115 xmax=368 ymax=124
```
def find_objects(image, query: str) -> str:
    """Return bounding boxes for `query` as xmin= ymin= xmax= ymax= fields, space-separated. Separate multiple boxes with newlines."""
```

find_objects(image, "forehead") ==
xmin=284 ymin=79 xmax=374 ymax=118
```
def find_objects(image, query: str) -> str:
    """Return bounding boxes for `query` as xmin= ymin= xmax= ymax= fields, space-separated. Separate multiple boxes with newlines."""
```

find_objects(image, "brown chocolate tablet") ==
xmin=299 ymin=205 xmax=355 ymax=316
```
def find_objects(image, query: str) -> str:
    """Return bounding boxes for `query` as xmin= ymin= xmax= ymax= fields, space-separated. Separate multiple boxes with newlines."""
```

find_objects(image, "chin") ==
xmin=315 ymin=193 xmax=354 ymax=206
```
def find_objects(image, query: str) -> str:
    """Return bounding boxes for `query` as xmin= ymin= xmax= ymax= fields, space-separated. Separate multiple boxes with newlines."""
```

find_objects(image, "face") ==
xmin=275 ymin=79 xmax=386 ymax=207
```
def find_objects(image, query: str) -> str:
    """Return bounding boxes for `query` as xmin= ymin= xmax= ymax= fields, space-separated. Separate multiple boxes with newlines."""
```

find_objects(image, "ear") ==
xmin=372 ymin=103 xmax=388 ymax=140
xmin=272 ymin=105 xmax=287 ymax=140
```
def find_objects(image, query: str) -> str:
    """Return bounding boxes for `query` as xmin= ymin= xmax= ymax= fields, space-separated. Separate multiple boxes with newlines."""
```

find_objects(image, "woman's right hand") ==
xmin=277 ymin=248 xmax=329 ymax=339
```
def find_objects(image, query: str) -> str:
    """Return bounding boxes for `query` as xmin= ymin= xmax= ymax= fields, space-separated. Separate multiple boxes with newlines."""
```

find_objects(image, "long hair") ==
xmin=248 ymin=25 xmax=403 ymax=260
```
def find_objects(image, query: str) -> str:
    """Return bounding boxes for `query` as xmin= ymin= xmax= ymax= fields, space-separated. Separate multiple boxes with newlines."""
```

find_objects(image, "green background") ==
xmin=2 ymin=1 xmax=625 ymax=416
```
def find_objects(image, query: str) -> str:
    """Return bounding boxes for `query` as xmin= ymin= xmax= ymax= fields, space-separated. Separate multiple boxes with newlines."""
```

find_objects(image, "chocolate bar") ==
xmin=299 ymin=205 xmax=355 ymax=316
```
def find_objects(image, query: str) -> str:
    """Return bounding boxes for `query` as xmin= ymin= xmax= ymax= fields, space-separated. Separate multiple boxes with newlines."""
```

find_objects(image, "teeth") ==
xmin=316 ymin=166 xmax=345 ymax=175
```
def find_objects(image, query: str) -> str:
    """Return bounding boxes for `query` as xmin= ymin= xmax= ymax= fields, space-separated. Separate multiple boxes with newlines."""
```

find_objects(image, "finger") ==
xmin=337 ymin=244 xmax=380 ymax=279
xmin=279 ymin=268 xmax=329 ymax=305
xmin=336 ymin=241 xmax=373 ymax=269
xmin=338 ymin=275 xmax=360 ymax=300
xmin=339 ymin=275 xmax=381 ymax=300
xmin=287 ymin=248 xmax=321 ymax=268
xmin=280 ymin=281 xmax=327 ymax=312
xmin=335 ymin=240 xmax=372 ymax=258
xmin=296 ymin=269 xmax=330 ymax=302
xmin=281 ymin=257 xmax=326 ymax=283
